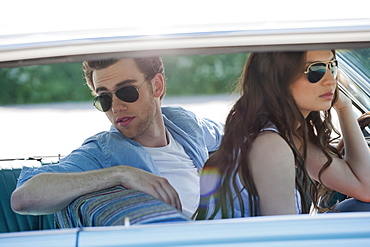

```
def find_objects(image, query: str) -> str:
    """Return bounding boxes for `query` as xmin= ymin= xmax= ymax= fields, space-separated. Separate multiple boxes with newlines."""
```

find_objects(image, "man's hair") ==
xmin=83 ymin=57 xmax=166 ymax=99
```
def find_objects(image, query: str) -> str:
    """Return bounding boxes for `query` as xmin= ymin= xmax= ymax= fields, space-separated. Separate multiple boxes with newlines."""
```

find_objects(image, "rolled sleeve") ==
xmin=16 ymin=138 xmax=106 ymax=188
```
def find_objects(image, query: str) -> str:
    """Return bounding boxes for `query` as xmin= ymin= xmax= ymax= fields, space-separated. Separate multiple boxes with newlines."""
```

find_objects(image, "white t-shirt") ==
xmin=143 ymin=131 xmax=200 ymax=218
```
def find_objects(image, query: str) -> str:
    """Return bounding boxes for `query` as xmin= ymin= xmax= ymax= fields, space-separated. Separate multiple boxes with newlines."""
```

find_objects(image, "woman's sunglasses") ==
xmin=93 ymin=79 xmax=147 ymax=112
xmin=304 ymin=59 xmax=338 ymax=83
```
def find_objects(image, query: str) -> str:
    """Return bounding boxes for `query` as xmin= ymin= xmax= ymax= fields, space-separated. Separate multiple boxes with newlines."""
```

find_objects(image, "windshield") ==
xmin=337 ymin=48 xmax=370 ymax=112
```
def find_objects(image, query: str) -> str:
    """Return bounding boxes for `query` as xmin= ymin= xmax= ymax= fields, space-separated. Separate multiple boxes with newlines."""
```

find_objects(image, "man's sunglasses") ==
xmin=93 ymin=79 xmax=147 ymax=112
xmin=304 ymin=59 xmax=338 ymax=83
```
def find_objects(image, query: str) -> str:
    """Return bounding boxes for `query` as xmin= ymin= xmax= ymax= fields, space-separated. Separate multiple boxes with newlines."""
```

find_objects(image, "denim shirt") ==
xmin=17 ymin=106 xmax=224 ymax=187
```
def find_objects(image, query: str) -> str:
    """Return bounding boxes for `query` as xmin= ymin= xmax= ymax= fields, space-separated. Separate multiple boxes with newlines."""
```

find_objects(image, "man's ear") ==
xmin=151 ymin=73 xmax=165 ymax=99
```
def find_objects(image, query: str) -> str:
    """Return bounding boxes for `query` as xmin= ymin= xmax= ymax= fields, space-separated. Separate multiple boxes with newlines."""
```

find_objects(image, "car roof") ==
xmin=1 ymin=0 xmax=370 ymax=67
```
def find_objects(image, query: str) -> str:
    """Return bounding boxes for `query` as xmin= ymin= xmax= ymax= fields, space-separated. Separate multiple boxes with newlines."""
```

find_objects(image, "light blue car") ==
xmin=1 ymin=1 xmax=369 ymax=246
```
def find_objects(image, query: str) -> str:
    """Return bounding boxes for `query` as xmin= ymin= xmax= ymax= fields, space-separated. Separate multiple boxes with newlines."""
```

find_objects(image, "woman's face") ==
xmin=290 ymin=50 xmax=337 ymax=118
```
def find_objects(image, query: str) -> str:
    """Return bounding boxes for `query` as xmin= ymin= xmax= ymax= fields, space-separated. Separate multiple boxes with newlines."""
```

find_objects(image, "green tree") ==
xmin=163 ymin=53 xmax=248 ymax=95
xmin=0 ymin=63 xmax=90 ymax=105
xmin=0 ymin=53 xmax=249 ymax=105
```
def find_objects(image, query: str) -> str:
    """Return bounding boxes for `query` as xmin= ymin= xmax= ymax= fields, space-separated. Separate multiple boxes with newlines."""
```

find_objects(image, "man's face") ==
xmin=92 ymin=59 xmax=158 ymax=142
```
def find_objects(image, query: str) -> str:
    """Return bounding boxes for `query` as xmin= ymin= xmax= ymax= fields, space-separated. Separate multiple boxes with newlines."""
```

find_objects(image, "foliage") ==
xmin=162 ymin=53 xmax=248 ymax=95
xmin=2 ymin=48 xmax=369 ymax=105
xmin=0 ymin=53 xmax=248 ymax=105
xmin=0 ymin=63 xmax=89 ymax=105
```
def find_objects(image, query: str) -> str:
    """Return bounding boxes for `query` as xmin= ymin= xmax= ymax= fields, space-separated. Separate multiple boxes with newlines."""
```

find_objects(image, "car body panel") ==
xmin=0 ymin=228 xmax=78 ymax=247
xmin=1 ymin=213 xmax=370 ymax=246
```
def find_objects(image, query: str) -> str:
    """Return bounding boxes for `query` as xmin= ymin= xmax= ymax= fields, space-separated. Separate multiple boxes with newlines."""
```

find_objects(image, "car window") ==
xmin=1 ymin=49 xmax=369 ymax=159
xmin=337 ymin=49 xmax=370 ymax=111
xmin=0 ymin=54 xmax=244 ymax=159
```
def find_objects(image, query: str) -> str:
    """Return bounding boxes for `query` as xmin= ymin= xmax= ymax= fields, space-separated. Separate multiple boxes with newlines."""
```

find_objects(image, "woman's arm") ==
xmin=306 ymin=91 xmax=370 ymax=201
xmin=249 ymin=131 xmax=297 ymax=215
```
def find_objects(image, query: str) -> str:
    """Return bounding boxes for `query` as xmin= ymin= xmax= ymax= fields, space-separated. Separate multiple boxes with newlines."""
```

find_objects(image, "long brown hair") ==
xmin=197 ymin=51 xmax=341 ymax=219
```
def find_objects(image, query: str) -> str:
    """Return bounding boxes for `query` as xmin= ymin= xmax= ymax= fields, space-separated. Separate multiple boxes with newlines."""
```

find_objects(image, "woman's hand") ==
xmin=333 ymin=89 xmax=352 ymax=114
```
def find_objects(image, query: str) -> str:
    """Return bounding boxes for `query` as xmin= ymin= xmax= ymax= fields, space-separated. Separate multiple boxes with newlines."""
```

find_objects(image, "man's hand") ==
xmin=116 ymin=166 xmax=182 ymax=211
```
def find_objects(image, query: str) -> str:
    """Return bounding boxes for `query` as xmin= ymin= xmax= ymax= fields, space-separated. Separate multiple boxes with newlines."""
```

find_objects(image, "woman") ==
xmin=196 ymin=50 xmax=370 ymax=219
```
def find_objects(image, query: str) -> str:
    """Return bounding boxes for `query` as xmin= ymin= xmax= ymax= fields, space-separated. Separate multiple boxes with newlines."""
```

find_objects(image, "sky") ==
xmin=1 ymin=0 xmax=369 ymax=35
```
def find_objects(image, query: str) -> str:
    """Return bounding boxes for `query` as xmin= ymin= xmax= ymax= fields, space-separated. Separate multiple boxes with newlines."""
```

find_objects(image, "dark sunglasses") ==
xmin=304 ymin=59 xmax=338 ymax=83
xmin=93 ymin=79 xmax=147 ymax=112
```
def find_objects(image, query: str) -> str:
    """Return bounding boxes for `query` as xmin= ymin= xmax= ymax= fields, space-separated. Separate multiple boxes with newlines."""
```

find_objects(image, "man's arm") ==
xmin=11 ymin=165 xmax=181 ymax=215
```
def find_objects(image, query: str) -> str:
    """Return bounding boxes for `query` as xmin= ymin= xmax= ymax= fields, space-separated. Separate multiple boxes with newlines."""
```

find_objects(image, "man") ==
xmin=11 ymin=57 xmax=223 ymax=222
